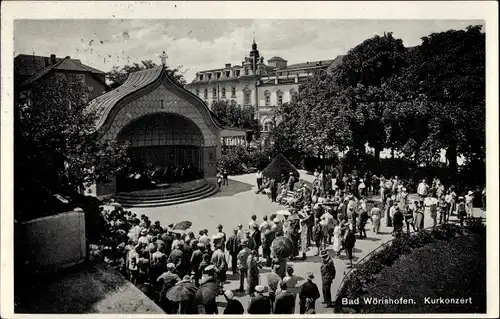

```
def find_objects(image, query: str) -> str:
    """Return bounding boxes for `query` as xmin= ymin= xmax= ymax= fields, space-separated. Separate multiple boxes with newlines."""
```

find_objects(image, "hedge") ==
xmin=334 ymin=218 xmax=486 ymax=314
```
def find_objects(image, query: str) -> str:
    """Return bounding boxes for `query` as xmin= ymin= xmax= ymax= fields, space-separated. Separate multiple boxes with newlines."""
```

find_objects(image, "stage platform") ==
xmin=113 ymin=179 xmax=218 ymax=208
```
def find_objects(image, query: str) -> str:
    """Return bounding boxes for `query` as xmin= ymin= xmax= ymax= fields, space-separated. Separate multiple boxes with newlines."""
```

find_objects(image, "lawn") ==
xmin=360 ymin=230 xmax=486 ymax=313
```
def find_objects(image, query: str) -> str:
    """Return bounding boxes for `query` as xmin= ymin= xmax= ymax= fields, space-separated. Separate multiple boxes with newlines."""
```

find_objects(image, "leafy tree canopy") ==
xmin=106 ymin=59 xmax=186 ymax=89
xmin=210 ymin=100 xmax=262 ymax=140
xmin=15 ymin=73 xmax=130 ymax=197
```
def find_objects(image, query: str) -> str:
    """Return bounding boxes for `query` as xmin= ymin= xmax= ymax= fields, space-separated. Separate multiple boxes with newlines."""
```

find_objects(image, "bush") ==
xmin=262 ymin=154 xmax=300 ymax=182
xmin=335 ymin=223 xmax=471 ymax=313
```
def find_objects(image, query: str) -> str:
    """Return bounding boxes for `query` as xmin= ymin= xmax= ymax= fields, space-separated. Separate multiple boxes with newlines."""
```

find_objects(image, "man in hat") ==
xmin=248 ymin=285 xmax=272 ymax=314
xmin=262 ymin=224 xmax=276 ymax=267
xmin=288 ymin=172 xmax=296 ymax=192
xmin=211 ymin=243 xmax=227 ymax=291
xmin=190 ymin=242 xmax=205 ymax=285
xmin=299 ymin=272 xmax=320 ymax=314
xmin=303 ymin=205 xmax=314 ymax=246
xmin=320 ymin=250 xmax=336 ymax=308
xmin=269 ymin=177 xmax=278 ymax=202
xmin=215 ymin=224 xmax=227 ymax=246
xmin=274 ymin=281 xmax=296 ymax=314
xmin=457 ymin=196 xmax=467 ymax=227
xmin=223 ymin=290 xmax=244 ymax=314
xmin=237 ymin=239 xmax=251 ymax=292
xmin=245 ymin=229 xmax=256 ymax=251
xmin=226 ymin=228 xmax=241 ymax=274
xmin=267 ymin=264 xmax=282 ymax=306
xmin=168 ymin=242 xmax=185 ymax=278
xmin=157 ymin=262 xmax=180 ymax=313
xmin=251 ymin=224 xmax=262 ymax=254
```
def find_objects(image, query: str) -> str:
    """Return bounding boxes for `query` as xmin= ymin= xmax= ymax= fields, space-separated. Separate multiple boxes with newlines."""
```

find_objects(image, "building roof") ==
xmin=15 ymin=54 xmax=105 ymax=76
xmin=87 ymin=66 xmax=226 ymax=133
xmin=268 ymin=56 xmax=287 ymax=62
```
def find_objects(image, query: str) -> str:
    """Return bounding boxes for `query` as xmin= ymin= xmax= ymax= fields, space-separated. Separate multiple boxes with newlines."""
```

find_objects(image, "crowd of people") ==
xmin=92 ymin=167 xmax=484 ymax=315
xmin=118 ymin=163 xmax=203 ymax=192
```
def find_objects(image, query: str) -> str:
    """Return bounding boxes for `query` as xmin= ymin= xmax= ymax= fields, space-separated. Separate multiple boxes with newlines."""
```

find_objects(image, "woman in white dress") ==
xmin=332 ymin=224 xmax=342 ymax=257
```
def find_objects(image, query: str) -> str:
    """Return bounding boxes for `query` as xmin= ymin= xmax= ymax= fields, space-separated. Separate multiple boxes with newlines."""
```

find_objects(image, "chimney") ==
xmin=44 ymin=57 xmax=50 ymax=67
xmin=50 ymin=54 xmax=57 ymax=65
xmin=225 ymin=63 xmax=231 ymax=68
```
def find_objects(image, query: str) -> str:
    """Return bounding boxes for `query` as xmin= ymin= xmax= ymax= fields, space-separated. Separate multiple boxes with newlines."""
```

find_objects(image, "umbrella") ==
xmin=110 ymin=202 xmax=122 ymax=207
xmin=271 ymin=236 xmax=294 ymax=258
xmin=276 ymin=209 xmax=291 ymax=216
xmin=168 ymin=229 xmax=186 ymax=235
xmin=168 ymin=221 xmax=193 ymax=231
xmin=166 ymin=282 xmax=197 ymax=302
xmin=194 ymin=282 xmax=219 ymax=304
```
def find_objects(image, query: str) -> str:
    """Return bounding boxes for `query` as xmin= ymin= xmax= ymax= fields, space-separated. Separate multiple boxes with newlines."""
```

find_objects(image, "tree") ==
xmin=413 ymin=25 xmax=485 ymax=175
xmin=332 ymin=32 xmax=409 ymax=158
xmin=15 ymin=73 xmax=130 ymax=202
xmin=384 ymin=25 xmax=485 ymax=176
xmin=106 ymin=60 xmax=186 ymax=89
xmin=210 ymin=100 xmax=262 ymax=140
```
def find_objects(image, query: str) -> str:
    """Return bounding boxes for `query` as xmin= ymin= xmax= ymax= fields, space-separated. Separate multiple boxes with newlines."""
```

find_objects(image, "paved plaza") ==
xmin=132 ymin=171 xmax=486 ymax=314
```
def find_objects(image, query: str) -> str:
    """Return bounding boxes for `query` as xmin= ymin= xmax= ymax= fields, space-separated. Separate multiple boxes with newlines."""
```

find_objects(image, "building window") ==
xmin=216 ymin=72 xmax=221 ymax=80
xmin=225 ymin=71 xmax=230 ymax=78
xmin=212 ymin=87 xmax=217 ymax=98
xmin=199 ymin=74 xmax=204 ymax=81
xmin=244 ymin=68 xmax=249 ymax=76
xmin=196 ymin=89 xmax=200 ymax=96
xmin=208 ymin=73 xmax=212 ymax=80
xmin=235 ymin=70 xmax=240 ymax=77
xmin=231 ymin=87 xmax=236 ymax=97
xmin=264 ymin=90 xmax=271 ymax=106
xmin=276 ymin=90 xmax=283 ymax=106
xmin=204 ymin=89 xmax=208 ymax=99
xmin=243 ymin=89 xmax=251 ymax=105
xmin=221 ymin=87 xmax=226 ymax=98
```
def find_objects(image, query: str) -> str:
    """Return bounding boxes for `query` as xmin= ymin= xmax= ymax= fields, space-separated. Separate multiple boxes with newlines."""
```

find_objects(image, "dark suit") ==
xmin=226 ymin=234 xmax=241 ymax=273
xmin=269 ymin=180 xmax=278 ymax=202
xmin=248 ymin=293 xmax=272 ymax=314
xmin=320 ymin=258 xmax=336 ymax=305
xmin=299 ymin=280 xmax=320 ymax=314
xmin=274 ymin=290 xmax=295 ymax=314
xmin=224 ymin=299 xmax=244 ymax=314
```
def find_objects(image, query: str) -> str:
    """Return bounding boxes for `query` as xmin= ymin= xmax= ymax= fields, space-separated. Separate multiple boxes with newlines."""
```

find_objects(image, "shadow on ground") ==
xmin=211 ymin=180 xmax=254 ymax=198
xmin=15 ymin=263 xmax=163 ymax=314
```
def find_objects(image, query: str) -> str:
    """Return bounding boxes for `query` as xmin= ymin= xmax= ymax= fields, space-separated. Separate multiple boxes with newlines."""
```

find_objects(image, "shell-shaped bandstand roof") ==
xmin=87 ymin=66 xmax=244 ymax=137
xmin=87 ymin=66 xmax=164 ymax=130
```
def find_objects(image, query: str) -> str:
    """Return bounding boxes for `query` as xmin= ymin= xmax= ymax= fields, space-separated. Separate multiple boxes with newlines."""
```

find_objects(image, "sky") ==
xmin=14 ymin=19 xmax=483 ymax=83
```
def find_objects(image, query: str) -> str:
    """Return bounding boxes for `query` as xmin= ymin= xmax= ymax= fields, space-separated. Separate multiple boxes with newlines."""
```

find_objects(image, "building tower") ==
xmin=249 ymin=39 xmax=260 ymax=73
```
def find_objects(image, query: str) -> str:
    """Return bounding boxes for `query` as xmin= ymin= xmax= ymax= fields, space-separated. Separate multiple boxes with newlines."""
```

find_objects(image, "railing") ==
xmin=333 ymin=215 xmax=486 ymax=312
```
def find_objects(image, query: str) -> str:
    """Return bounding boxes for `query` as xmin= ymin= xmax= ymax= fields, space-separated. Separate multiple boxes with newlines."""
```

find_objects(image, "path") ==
xmin=133 ymin=171 xmax=486 ymax=314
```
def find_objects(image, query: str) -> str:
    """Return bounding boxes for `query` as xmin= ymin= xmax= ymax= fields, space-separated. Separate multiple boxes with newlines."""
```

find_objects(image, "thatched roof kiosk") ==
xmin=262 ymin=154 xmax=300 ymax=183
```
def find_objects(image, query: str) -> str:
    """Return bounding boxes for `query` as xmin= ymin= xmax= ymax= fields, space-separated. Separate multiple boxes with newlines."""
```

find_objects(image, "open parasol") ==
xmin=168 ymin=228 xmax=186 ymax=235
xmin=168 ymin=221 xmax=193 ymax=231
xmin=166 ymin=282 xmax=197 ymax=302
xmin=271 ymin=236 xmax=294 ymax=258
xmin=276 ymin=209 xmax=291 ymax=216
xmin=424 ymin=197 xmax=439 ymax=206
xmin=194 ymin=282 xmax=219 ymax=304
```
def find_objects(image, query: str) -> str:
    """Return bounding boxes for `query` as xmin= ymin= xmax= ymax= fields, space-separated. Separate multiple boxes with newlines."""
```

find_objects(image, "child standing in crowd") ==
xmin=465 ymin=190 xmax=475 ymax=218
xmin=217 ymin=172 xmax=223 ymax=190
xmin=457 ymin=197 xmax=467 ymax=227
